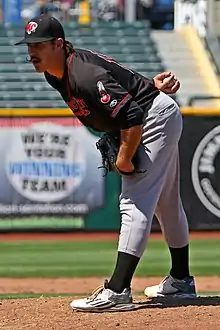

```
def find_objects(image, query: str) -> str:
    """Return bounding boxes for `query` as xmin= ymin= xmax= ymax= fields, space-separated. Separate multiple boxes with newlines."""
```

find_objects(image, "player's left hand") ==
xmin=153 ymin=72 xmax=180 ymax=94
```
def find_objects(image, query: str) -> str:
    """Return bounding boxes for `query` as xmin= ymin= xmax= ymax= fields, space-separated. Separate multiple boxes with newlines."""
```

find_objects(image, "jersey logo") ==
xmin=97 ymin=81 xmax=111 ymax=104
xmin=110 ymin=99 xmax=118 ymax=108
xmin=67 ymin=97 xmax=90 ymax=117
xmin=26 ymin=22 xmax=38 ymax=35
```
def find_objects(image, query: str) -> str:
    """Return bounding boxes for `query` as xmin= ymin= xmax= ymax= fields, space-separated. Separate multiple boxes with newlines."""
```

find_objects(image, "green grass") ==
xmin=0 ymin=239 xmax=219 ymax=278
xmin=0 ymin=293 xmax=74 ymax=300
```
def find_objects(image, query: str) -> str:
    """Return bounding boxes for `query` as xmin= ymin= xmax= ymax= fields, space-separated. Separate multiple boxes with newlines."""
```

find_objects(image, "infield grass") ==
xmin=0 ymin=239 xmax=219 ymax=278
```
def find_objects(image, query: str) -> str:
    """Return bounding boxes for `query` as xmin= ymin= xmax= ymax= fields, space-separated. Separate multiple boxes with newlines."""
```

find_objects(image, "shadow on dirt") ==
xmin=133 ymin=296 xmax=220 ymax=310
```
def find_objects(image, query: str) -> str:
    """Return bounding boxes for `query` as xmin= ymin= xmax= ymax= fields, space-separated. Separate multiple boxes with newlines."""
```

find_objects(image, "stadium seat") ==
xmin=0 ymin=64 xmax=34 ymax=72
xmin=112 ymin=54 xmax=161 ymax=63
xmin=0 ymin=91 xmax=61 ymax=100
xmin=0 ymin=54 xmax=26 ymax=63
xmin=0 ymin=22 xmax=165 ymax=108
xmin=0 ymin=100 xmax=66 ymax=108
xmin=97 ymin=45 xmax=158 ymax=54
xmin=0 ymin=72 xmax=45 ymax=82
xmin=0 ymin=82 xmax=54 ymax=91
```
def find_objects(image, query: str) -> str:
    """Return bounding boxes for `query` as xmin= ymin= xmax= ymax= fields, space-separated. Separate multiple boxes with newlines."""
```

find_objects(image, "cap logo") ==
xmin=26 ymin=22 xmax=38 ymax=35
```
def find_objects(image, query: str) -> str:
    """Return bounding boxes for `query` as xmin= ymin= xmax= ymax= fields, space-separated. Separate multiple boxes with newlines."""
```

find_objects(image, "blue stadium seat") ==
xmin=0 ymin=21 xmax=165 ymax=108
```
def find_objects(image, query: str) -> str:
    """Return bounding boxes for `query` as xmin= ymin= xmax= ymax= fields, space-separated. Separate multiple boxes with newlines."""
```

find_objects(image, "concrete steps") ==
xmin=151 ymin=30 xmax=209 ymax=106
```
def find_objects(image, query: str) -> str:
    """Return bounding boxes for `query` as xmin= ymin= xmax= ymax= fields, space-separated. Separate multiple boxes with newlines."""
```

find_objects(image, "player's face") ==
xmin=27 ymin=41 xmax=56 ymax=72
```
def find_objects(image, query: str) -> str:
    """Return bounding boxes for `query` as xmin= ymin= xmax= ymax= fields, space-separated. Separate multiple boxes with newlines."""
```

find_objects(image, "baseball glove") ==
xmin=96 ymin=132 xmax=146 ymax=177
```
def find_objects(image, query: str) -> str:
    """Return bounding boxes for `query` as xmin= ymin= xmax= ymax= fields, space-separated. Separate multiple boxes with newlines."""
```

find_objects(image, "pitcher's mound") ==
xmin=1 ymin=296 xmax=220 ymax=330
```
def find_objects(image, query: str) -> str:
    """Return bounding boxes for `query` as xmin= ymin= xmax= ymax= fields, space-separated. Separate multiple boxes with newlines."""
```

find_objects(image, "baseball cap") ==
xmin=15 ymin=15 xmax=65 ymax=45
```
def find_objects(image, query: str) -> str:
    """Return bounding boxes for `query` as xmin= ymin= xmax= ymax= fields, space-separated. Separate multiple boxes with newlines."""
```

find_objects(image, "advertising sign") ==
xmin=0 ymin=117 xmax=106 ymax=227
xmin=179 ymin=114 xmax=220 ymax=229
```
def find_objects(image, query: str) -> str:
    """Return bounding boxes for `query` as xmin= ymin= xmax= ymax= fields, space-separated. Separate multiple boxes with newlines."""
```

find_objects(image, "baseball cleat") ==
xmin=144 ymin=275 xmax=197 ymax=298
xmin=70 ymin=280 xmax=135 ymax=312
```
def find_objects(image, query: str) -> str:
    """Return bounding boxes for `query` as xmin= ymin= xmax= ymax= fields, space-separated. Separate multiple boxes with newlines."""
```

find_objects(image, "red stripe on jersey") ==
xmin=68 ymin=53 xmax=75 ymax=72
xmin=111 ymin=93 xmax=130 ymax=118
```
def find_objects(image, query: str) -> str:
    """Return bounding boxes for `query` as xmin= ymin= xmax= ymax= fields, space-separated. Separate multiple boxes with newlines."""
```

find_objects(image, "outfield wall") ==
xmin=0 ymin=107 xmax=219 ymax=231
xmin=180 ymin=107 xmax=220 ymax=230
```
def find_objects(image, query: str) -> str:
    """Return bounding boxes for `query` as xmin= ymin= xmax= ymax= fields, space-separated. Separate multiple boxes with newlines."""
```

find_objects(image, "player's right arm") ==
xmin=77 ymin=65 xmax=145 ymax=173
xmin=116 ymin=126 xmax=142 ymax=173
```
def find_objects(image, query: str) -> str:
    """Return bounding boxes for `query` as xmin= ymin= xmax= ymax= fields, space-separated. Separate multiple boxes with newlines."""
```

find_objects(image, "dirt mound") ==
xmin=1 ymin=296 xmax=220 ymax=330
xmin=0 ymin=276 xmax=219 ymax=294
xmin=0 ymin=277 xmax=220 ymax=329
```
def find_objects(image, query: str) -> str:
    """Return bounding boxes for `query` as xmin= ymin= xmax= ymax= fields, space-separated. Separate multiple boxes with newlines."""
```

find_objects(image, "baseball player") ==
xmin=15 ymin=15 xmax=196 ymax=312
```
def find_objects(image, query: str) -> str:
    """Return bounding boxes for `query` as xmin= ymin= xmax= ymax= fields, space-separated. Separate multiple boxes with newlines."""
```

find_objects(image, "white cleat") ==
xmin=144 ymin=275 xmax=197 ymax=298
xmin=70 ymin=280 xmax=135 ymax=312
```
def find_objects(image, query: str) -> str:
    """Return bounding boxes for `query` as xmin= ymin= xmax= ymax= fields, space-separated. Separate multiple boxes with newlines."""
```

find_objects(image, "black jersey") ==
xmin=44 ymin=48 xmax=160 ymax=132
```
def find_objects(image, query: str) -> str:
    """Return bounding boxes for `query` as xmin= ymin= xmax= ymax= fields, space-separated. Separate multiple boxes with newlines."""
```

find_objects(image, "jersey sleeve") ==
xmin=75 ymin=66 xmax=145 ymax=129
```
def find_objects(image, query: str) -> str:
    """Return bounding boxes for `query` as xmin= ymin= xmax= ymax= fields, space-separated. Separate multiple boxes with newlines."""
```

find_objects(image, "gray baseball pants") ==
xmin=118 ymin=91 xmax=189 ymax=258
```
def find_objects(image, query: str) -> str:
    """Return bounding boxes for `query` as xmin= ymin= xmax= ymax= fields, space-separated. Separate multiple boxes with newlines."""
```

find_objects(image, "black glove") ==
xmin=96 ymin=132 xmax=146 ymax=177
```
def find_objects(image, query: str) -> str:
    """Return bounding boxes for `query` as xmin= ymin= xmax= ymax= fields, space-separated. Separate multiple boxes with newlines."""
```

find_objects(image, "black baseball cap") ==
xmin=15 ymin=14 xmax=65 ymax=45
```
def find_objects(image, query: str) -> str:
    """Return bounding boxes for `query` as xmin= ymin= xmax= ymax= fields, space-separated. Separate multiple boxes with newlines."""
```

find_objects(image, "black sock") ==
xmin=107 ymin=252 xmax=140 ymax=293
xmin=169 ymin=244 xmax=190 ymax=280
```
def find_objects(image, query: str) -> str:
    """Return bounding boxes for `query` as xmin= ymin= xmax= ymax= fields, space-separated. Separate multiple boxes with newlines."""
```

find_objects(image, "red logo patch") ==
xmin=101 ymin=94 xmax=111 ymax=104
xmin=26 ymin=22 xmax=38 ymax=35
xmin=97 ymin=81 xmax=111 ymax=104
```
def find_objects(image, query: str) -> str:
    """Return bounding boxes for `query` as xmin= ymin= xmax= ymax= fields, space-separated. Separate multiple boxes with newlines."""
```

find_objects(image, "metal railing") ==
xmin=181 ymin=95 xmax=220 ymax=116
xmin=188 ymin=95 xmax=220 ymax=106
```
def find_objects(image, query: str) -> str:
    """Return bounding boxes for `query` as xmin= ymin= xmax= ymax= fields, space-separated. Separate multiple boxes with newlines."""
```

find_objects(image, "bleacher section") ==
xmin=0 ymin=21 xmax=165 ymax=108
